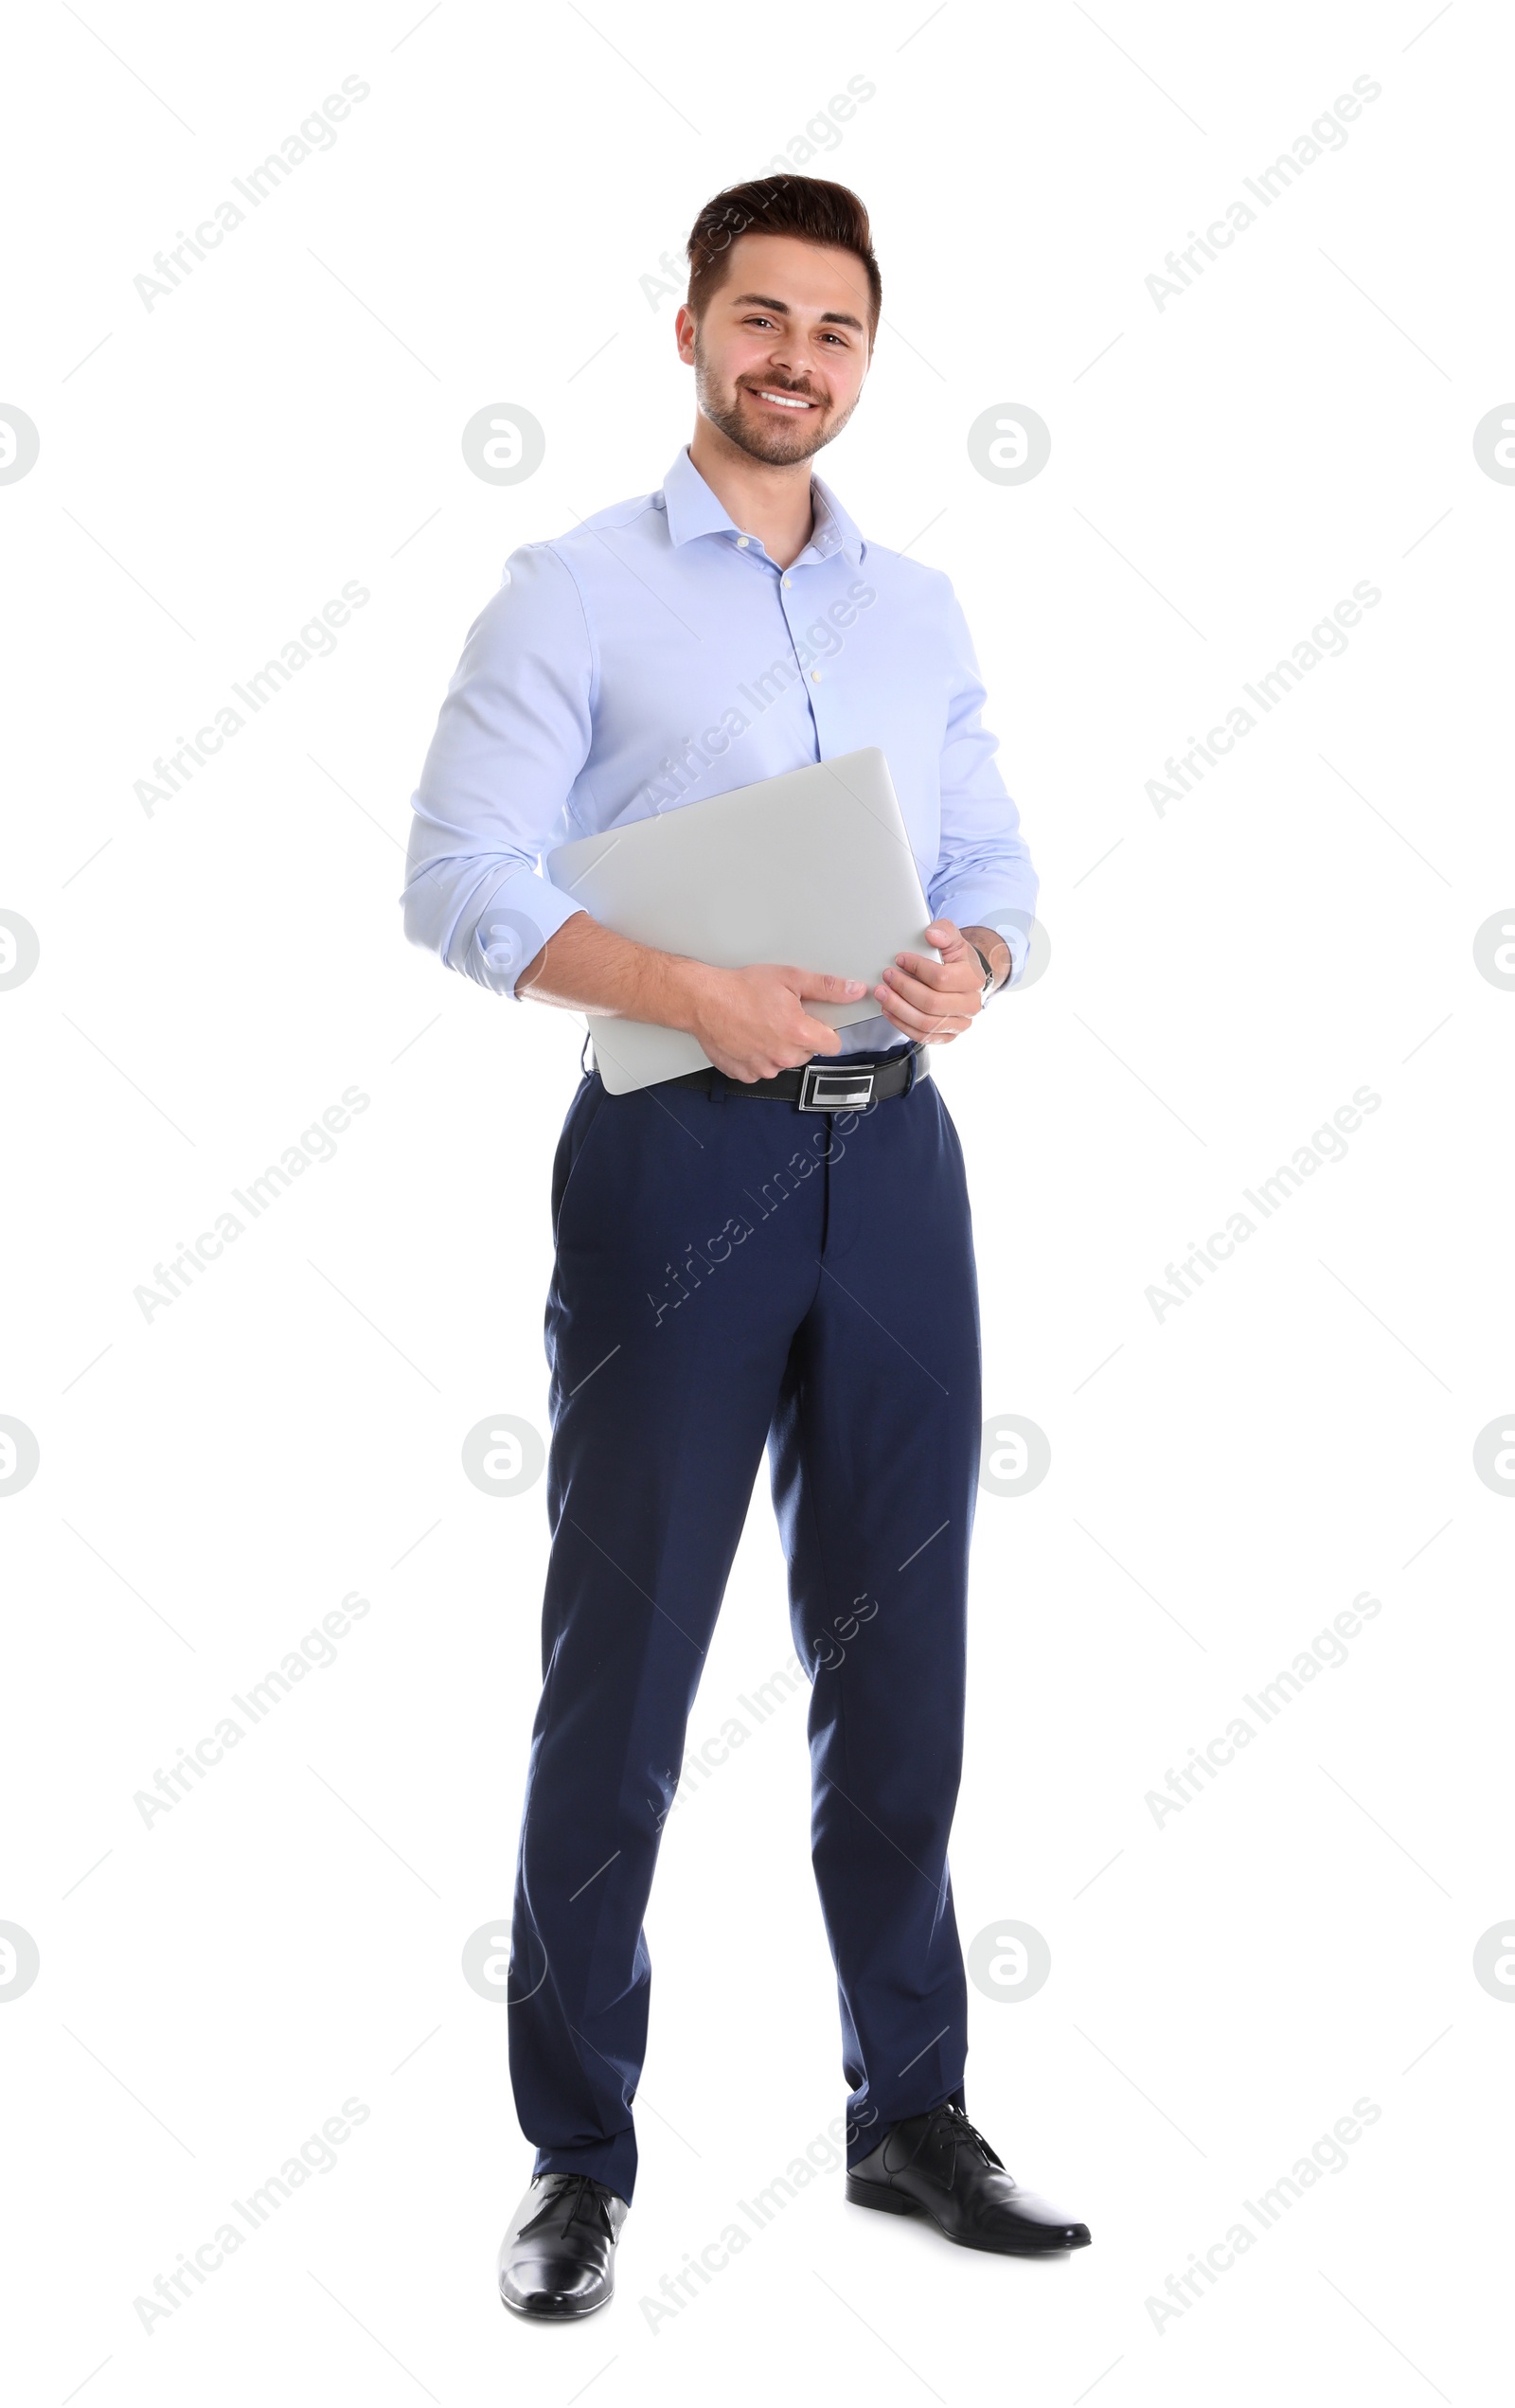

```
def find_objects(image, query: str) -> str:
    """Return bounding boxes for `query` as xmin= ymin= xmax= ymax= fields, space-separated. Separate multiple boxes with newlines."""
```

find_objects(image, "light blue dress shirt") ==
xmin=401 ymin=444 xmax=1038 ymax=1053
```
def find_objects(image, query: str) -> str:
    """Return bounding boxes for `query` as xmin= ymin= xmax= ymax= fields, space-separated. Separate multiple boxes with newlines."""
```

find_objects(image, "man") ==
xmin=401 ymin=174 xmax=1090 ymax=2319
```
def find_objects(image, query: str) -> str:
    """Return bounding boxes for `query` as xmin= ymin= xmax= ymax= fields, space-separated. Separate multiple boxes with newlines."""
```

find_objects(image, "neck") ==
xmin=686 ymin=419 xmax=815 ymax=571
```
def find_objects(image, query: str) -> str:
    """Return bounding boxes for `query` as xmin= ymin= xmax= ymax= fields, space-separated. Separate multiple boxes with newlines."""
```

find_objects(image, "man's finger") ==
xmin=884 ymin=963 xmax=979 ymax=1014
xmin=793 ymin=969 xmax=869 ymax=1001
xmin=874 ymin=982 xmax=972 ymax=1040
xmin=891 ymin=950 xmax=974 ymax=992
xmin=796 ymin=1012 xmax=844 ymax=1055
xmin=879 ymin=1004 xmax=962 ymax=1045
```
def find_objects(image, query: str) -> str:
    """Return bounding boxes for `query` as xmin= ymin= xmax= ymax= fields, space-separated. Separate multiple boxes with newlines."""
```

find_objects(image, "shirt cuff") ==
xmin=984 ymin=913 xmax=1033 ymax=992
xmin=464 ymin=865 xmax=585 ymax=998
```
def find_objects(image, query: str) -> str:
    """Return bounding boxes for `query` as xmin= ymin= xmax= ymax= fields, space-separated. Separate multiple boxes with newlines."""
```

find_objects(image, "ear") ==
xmin=673 ymin=303 xmax=697 ymax=365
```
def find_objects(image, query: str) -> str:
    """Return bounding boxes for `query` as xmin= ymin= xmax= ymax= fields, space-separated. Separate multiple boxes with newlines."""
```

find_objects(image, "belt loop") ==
xmin=903 ymin=1042 xmax=922 ymax=1096
xmin=579 ymin=1026 xmax=593 ymax=1078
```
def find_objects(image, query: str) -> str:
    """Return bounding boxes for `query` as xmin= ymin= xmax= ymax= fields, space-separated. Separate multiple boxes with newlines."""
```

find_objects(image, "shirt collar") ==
xmin=658 ymin=443 xmax=865 ymax=567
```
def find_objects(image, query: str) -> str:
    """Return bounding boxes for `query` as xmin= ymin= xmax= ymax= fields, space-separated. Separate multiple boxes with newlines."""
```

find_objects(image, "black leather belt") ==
xmin=664 ymin=1042 xmax=929 ymax=1111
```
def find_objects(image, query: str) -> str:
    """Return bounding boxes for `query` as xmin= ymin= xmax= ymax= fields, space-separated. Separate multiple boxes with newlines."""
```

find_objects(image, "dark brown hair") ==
xmin=685 ymin=176 xmax=882 ymax=346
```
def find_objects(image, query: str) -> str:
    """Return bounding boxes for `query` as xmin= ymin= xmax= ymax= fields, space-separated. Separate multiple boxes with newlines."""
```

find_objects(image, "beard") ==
xmin=692 ymin=334 xmax=858 ymax=465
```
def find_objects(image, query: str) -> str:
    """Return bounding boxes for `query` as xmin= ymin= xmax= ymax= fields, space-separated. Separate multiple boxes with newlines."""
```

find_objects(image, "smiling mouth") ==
xmin=748 ymin=385 xmax=820 ymax=411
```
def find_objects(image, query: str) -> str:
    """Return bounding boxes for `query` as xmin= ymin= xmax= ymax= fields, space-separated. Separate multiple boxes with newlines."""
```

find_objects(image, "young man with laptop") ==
xmin=401 ymin=174 xmax=1090 ymax=2319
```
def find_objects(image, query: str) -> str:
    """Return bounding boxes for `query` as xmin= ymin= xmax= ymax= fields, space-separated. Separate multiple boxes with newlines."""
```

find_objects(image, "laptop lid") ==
xmin=544 ymin=748 xmax=936 ymax=1095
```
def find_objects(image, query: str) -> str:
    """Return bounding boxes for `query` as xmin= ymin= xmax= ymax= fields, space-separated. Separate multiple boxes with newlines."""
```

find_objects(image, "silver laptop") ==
xmin=545 ymin=748 xmax=936 ymax=1095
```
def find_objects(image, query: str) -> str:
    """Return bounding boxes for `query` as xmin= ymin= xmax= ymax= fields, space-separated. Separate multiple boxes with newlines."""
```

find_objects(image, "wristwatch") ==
xmin=969 ymin=941 xmax=999 ymax=1002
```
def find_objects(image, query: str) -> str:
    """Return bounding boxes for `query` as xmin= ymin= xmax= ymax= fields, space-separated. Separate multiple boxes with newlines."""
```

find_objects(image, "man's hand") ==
xmin=685 ymin=962 xmax=869 ymax=1082
xmin=873 ymin=919 xmax=1008 ymax=1043
xmin=516 ymin=909 xmax=1008 ymax=1075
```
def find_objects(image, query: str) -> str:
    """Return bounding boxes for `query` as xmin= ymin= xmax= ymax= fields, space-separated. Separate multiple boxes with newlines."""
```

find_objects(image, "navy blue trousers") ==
xmin=507 ymin=1046 xmax=982 ymax=2203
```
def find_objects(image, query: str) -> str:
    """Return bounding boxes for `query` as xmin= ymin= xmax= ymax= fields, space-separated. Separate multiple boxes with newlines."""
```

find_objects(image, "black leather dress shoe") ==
xmin=498 ymin=2172 xmax=629 ymax=2317
xmin=847 ymin=2101 xmax=1091 ymax=2255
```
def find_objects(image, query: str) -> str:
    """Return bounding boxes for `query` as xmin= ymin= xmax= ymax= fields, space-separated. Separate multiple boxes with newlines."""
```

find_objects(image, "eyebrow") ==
xmin=727 ymin=291 xmax=865 ymax=333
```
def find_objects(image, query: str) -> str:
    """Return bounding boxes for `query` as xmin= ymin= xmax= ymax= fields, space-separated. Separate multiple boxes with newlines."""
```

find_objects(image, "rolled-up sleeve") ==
xmin=926 ymin=581 xmax=1040 ymax=990
xmin=400 ymin=542 xmax=595 ymax=996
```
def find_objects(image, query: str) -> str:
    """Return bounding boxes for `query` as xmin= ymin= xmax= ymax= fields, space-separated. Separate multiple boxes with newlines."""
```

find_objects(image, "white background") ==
xmin=4 ymin=2 xmax=1511 ymax=2400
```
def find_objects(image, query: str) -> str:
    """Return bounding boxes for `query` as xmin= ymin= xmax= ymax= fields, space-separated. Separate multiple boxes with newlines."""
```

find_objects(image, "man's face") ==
xmin=676 ymin=231 xmax=872 ymax=466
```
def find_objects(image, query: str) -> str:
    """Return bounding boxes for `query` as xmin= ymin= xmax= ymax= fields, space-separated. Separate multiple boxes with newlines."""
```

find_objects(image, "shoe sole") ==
xmin=846 ymin=2175 xmax=1090 ymax=2255
xmin=500 ymin=2282 xmax=614 ymax=2318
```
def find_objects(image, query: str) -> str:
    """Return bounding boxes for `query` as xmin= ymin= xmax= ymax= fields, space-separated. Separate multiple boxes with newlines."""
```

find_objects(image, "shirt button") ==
xmin=782 ymin=576 xmax=793 ymax=588
xmin=811 ymin=669 xmax=822 ymax=682
xmin=736 ymin=535 xmax=749 ymax=548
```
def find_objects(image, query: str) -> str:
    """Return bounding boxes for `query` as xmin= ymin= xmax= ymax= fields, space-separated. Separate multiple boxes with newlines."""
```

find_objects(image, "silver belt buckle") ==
xmin=798 ymin=1062 xmax=876 ymax=1112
